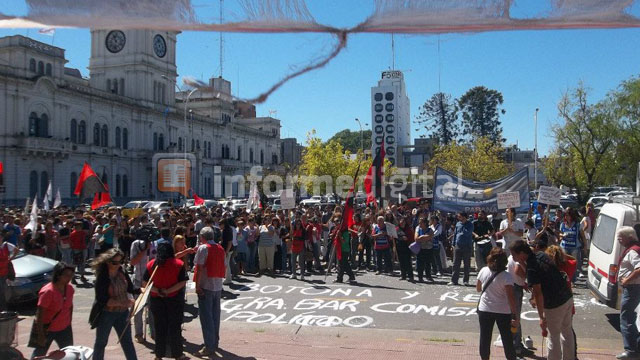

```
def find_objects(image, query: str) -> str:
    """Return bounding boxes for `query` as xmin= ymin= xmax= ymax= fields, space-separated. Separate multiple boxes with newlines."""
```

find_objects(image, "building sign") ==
xmin=381 ymin=70 xmax=403 ymax=79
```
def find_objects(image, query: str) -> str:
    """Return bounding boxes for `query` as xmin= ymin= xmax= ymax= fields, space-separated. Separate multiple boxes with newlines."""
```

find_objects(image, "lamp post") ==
xmin=355 ymin=118 xmax=364 ymax=153
xmin=534 ymin=108 xmax=539 ymax=190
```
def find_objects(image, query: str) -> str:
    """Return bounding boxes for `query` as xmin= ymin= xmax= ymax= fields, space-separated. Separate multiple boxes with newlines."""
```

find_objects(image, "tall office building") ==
xmin=370 ymin=70 xmax=410 ymax=166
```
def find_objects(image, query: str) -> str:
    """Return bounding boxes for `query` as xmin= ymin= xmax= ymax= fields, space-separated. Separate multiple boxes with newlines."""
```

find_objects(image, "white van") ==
xmin=587 ymin=200 xmax=639 ymax=309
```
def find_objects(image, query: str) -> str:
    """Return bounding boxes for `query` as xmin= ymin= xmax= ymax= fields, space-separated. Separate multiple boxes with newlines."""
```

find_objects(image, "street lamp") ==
xmin=355 ymin=118 xmax=364 ymax=153
xmin=534 ymin=108 xmax=539 ymax=189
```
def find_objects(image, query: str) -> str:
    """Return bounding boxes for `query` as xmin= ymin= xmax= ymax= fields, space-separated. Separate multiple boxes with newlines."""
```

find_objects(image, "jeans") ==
xmin=280 ymin=244 xmax=289 ymax=272
xmin=59 ymin=247 xmax=72 ymax=265
xmin=225 ymin=251 xmax=233 ymax=283
xmin=258 ymin=245 xmax=275 ymax=272
xmin=474 ymin=242 xmax=492 ymax=271
xmin=30 ymin=325 xmax=73 ymax=358
xmin=72 ymin=249 xmax=86 ymax=277
xmin=150 ymin=296 xmax=183 ymax=358
xmin=375 ymin=248 xmax=392 ymax=273
xmin=621 ymin=284 xmax=640 ymax=353
xmin=512 ymin=284 xmax=524 ymax=350
xmin=291 ymin=251 xmax=305 ymax=277
xmin=431 ymin=246 xmax=444 ymax=274
xmin=477 ymin=310 xmax=517 ymax=360
xmin=451 ymin=245 xmax=472 ymax=284
xmin=397 ymin=243 xmax=414 ymax=280
xmin=0 ymin=275 xmax=7 ymax=312
xmin=247 ymin=242 xmax=257 ymax=273
xmin=198 ymin=289 xmax=221 ymax=351
xmin=545 ymin=297 xmax=575 ymax=360
xmin=358 ymin=237 xmax=372 ymax=269
xmin=563 ymin=247 xmax=581 ymax=282
xmin=416 ymin=249 xmax=434 ymax=281
xmin=312 ymin=242 xmax=322 ymax=270
xmin=337 ymin=251 xmax=355 ymax=282
xmin=93 ymin=310 xmax=137 ymax=360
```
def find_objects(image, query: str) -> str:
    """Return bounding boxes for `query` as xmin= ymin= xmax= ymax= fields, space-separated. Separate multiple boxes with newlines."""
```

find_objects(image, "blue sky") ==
xmin=2 ymin=0 xmax=640 ymax=156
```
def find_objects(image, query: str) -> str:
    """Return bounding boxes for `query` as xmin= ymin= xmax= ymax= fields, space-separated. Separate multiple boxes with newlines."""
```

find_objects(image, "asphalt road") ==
xmin=15 ymin=265 xmax=619 ymax=344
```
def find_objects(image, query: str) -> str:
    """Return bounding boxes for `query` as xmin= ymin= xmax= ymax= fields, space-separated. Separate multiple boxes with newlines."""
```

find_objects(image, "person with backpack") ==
xmin=476 ymin=247 xmax=519 ymax=360
xmin=615 ymin=226 xmax=640 ymax=360
xmin=510 ymin=240 xmax=575 ymax=360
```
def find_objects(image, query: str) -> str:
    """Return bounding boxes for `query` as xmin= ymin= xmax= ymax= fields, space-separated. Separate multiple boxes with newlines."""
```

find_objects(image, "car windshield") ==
xmin=123 ymin=202 xmax=139 ymax=209
xmin=592 ymin=214 xmax=618 ymax=255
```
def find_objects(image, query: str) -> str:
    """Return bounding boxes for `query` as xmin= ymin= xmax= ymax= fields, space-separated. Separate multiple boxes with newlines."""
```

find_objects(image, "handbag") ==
xmin=408 ymin=241 xmax=421 ymax=255
xmin=28 ymin=287 xmax=66 ymax=348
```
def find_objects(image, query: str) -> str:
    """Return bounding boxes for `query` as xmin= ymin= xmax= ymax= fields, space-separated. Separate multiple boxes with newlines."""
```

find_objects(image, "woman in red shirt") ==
xmin=144 ymin=241 xmax=189 ymax=360
xmin=30 ymin=262 xmax=76 ymax=357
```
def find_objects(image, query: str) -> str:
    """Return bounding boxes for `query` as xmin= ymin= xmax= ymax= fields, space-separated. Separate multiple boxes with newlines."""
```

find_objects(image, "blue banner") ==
xmin=433 ymin=167 xmax=530 ymax=214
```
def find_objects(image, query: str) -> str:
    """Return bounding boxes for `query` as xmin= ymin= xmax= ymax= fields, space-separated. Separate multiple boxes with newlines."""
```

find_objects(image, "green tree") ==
xmin=326 ymin=129 xmax=372 ymax=154
xmin=415 ymin=92 xmax=459 ymax=145
xmin=544 ymin=83 xmax=620 ymax=203
xmin=610 ymin=75 xmax=640 ymax=186
xmin=458 ymin=86 xmax=505 ymax=144
xmin=427 ymin=137 xmax=513 ymax=182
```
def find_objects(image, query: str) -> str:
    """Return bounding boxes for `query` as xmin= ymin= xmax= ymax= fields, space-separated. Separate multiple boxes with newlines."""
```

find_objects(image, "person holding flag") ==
xmin=73 ymin=163 xmax=110 ymax=209
xmin=364 ymin=142 xmax=385 ymax=207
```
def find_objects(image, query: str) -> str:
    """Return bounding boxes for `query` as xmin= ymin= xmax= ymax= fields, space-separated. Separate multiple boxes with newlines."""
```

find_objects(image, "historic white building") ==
xmin=0 ymin=30 xmax=281 ymax=205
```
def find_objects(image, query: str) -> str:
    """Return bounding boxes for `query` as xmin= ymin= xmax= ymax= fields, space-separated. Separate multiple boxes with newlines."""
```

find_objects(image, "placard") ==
xmin=497 ymin=191 xmax=521 ymax=210
xmin=280 ymin=189 xmax=296 ymax=210
xmin=537 ymin=186 xmax=562 ymax=206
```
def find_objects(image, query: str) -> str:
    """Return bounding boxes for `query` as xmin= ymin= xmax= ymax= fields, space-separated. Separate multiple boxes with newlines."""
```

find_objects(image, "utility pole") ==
xmin=219 ymin=0 xmax=224 ymax=78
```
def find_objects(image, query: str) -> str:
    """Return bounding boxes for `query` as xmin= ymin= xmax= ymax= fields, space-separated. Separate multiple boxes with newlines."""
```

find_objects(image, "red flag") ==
xmin=91 ymin=173 xmax=112 ymax=210
xmin=193 ymin=190 xmax=204 ymax=206
xmin=74 ymin=163 xmax=108 ymax=199
xmin=0 ymin=161 xmax=3 ymax=175
xmin=363 ymin=142 xmax=385 ymax=206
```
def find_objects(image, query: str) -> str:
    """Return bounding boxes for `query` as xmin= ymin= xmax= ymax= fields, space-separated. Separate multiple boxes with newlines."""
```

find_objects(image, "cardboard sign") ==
xmin=538 ymin=186 xmax=561 ymax=206
xmin=497 ymin=191 xmax=521 ymax=210
xmin=281 ymin=189 xmax=296 ymax=210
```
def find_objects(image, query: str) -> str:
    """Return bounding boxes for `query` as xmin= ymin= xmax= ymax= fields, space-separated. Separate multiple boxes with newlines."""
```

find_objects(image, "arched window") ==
xmin=208 ymin=142 xmax=211 ymax=158
xmin=221 ymin=144 xmax=225 ymax=158
xmin=101 ymin=125 xmax=108 ymax=147
xmin=40 ymin=171 xmax=48 ymax=198
xmin=29 ymin=112 xmax=38 ymax=136
xmin=158 ymin=134 xmax=165 ymax=150
xmin=115 ymin=174 xmax=121 ymax=197
xmin=260 ymin=150 xmax=264 ymax=165
xmin=29 ymin=170 xmax=38 ymax=198
xmin=153 ymin=133 xmax=158 ymax=151
xmin=115 ymin=127 xmax=121 ymax=148
xmin=122 ymin=128 xmax=128 ymax=150
xmin=37 ymin=61 xmax=44 ymax=75
xmin=78 ymin=121 xmax=86 ymax=144
xmin=45 ymin=63 xmax=52 ymax=76
xmin=272 ymin=154 xmax=278 ymax=164
xmin=178 ymin=137 xmax=183 ymax=151
xmin=70 ymin=119 xmax=77 ymax=143
xmin=29 ymin=59 xmax=36 ymax=72
xmin=70 ymin=172 xmax=77 ymax=197
xmin=39 ymin=113 xmax=48 ymax=137
xmin=122 ymin=175 xmax=128 ymax=197
xmin=101 ymin=171 xmax=108 ymax=185
xmin=237 ymin=146 xmax=242 ymax=161
xmin=93 ymin=124 xmax=100 ymax=146
xmin=249 ymin=148 xmax=254 ymax=163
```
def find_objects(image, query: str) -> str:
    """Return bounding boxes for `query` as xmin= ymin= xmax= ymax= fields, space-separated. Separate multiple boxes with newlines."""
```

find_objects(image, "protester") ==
xmin=473 ymin=211 xmax=494 ymax=270
xmin=290 ymin=217 xmax=306 ymax=280
xmin=0 ymin=231 xmax=18 ymax=312
xmin=476 ymin=247 xmax=519 ymax=360
xmin=235 ymin=220 xmax=249 ymax=275
xmin=220 ymin=217 xmax=235 ymax=285
xmin=507 ymin=247 xmax=529 ymax=356
xmin=129 ymin=228 xmax=154 ymax=344
xmin=429 ymin=215 xmax=445 ymax=276
xmin=43 ymin=221 xmax=59 ymax=260
xmin=615 ymin=226 xmax=640 ymax=360
xmin=58 ymin=220 xmax=73 ymax=265
xmin=558 ymin=207 xmax=581 ymax=282
xmin=194 ymin=226 xmax=225 ymax=357
xmin=144 ymin=241 xmax=189 ymax=360
xmin=69 ymin=221 xmax=88 ymax=283
xmin=244 ymin=217 xmax=259 ymax=273
xmin=357 ymin=215 xmax=373 ymax=270
xmin=449 ymin=212 xmax=474 ymax=286
xmin=334 ymin=224 xmax=356 ymax=284
xmin=372 ymin=216 xmax=393 ymax=274
xmin=496 ymin=208 xmax=524 ymax=254
xmin=414 ymin=217 xmax=434 ymax=283
xmin=396 ymin=217 xmax=414 ymax=281
xmin=510 ymin=240 xmax=575 ymax=360
xmin=30 ymin=262 xmax=75 ymax=358
xmin=89 ymin=248 xmax=138 ymax=360
xmin=257 ymin=216 xmax=276 ymax=276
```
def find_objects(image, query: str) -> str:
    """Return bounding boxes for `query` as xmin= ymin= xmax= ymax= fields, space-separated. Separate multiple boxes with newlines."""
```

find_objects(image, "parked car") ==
xmin=587 ymin=201 xmax=639 ymax=309
xmin=587 ymin=196 xmax=609 ymax=209
xmin=190 ymin=199 xmax=219 ymax=209
xmin=222 ymin=199 xmax=247 ymax=211
xmin=301 ymin=196 xmax=323 ymax=206
xmin=121 ymin=200 xmax=149 ymax=218
xmin=142 ymin=201 xmax=171 ymax=212
xmin=7 ymin=251 xmax=57 ymax=304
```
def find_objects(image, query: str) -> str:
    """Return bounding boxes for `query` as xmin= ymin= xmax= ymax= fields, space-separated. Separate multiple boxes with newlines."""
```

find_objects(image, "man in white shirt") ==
xmin=507 ymin=254 xmax=530 ymax=356
xmin=496 ymin=208 xmax=524 ymax=254
xmin=129 ymin=236 xmax=155 ymax=342
xmin=615 ymin=226 xmax=640 ymax=360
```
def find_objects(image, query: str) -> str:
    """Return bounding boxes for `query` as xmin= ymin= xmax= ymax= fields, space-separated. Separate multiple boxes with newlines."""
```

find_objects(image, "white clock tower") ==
xmin=89 ymin=29 xmax=178 ymax=106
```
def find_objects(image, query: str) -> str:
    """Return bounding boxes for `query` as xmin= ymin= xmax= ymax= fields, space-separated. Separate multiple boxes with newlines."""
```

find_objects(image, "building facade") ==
xmin=370 ymin=70 xmax=411 ymax=167
xmin=280 ymin=137 xmax=304 ymax=168
xmin=0 ymin=30 xmax=280 ymax=205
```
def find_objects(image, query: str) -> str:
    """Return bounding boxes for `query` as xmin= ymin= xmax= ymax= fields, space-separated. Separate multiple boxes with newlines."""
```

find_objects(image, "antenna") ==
xmin=438 ymin=35 xmax=441 ymax=92
xmin=391 ymin=33 xmax=395 ymax=70
xmin=269 ymin=110 xmax=278 ymax=118
xmin=219 ymin=0 xmax=224 ymax=78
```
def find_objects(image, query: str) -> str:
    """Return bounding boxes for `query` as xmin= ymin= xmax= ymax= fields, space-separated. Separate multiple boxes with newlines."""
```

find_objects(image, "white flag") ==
xmin=45 ymin=181 xmax=53 ymax=200
xmin=25 ymin=197 xmax=38 ymax=232
xmin=53 ymin=188 xmax=62 ymax=209
xmin=24 ymin=197 xmax=30 ymax=216
xmin=247 ymin=182 xmax=260 ymax=211
xmin=43 ymin=193 xmax=49 ymax=211
xmin=43 ymin=181 xmax=53 ymax=211
xmin=38 ymin=28 xmax=55 ymax=36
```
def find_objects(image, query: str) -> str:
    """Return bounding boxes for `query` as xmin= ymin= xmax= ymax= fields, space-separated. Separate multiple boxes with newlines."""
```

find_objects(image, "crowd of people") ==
xmin=0 ymin=197 xmax=637 ymax=360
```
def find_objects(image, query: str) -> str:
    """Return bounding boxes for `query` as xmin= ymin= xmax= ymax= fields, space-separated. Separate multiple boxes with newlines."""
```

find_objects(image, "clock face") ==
xmin=153 ymin=34 xmax=167 ymax=58
xmin=105 ymin=30 xmax=126 ymax=53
